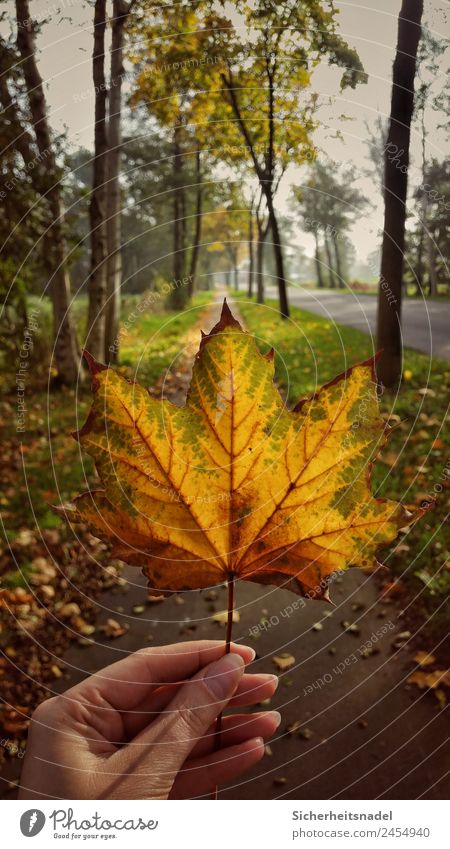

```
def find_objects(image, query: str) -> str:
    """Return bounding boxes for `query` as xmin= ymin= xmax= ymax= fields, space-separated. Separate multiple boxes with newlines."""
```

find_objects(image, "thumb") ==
xmin=116 ymin=652 xmax=245 ymax=796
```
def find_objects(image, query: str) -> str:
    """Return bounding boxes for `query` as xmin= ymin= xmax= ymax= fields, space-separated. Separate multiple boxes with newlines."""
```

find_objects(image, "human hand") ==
xmin=18 ymin=640 xmax=280 ymax=800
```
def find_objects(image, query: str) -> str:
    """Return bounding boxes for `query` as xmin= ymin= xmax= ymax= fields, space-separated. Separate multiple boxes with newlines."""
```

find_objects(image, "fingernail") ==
xmin=259 ymin=673 xmax=279 ymax=688
xmin=270 ymin=711 xmax=282 ymax=728
xmin=231 ymin=643 xmax=256 ymax=662
xmin=248 ymin=736 xmax=264 ymax=750
xmin=203 ymin=653 xmax=244 ymax=699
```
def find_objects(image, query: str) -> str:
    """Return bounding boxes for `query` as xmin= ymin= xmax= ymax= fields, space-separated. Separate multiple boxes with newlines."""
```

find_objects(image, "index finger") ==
xmin=60 ymin=640 xmax=256 ymax=712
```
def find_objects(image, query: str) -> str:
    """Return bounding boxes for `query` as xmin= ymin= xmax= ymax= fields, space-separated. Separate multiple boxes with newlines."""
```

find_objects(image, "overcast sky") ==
xmin=3 ymin=0 xmax=449 ymax=263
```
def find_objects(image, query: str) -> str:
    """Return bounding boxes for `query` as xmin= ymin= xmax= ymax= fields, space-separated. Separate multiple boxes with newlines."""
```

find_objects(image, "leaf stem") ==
xmin=212 ymin=574 xmax=235 ymax=799
xmin=224 ymin=574 xmax=235 ymax=653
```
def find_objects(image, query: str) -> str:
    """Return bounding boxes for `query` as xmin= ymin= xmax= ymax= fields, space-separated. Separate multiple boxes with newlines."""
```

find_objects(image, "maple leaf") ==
xmin=59 ymin=302 xmax=426 ymax=601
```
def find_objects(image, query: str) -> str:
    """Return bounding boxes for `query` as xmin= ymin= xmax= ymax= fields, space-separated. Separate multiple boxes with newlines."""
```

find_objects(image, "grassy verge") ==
xmin=0 ymin=293 xmax=214 ymax=749
xmin=1 ymin=292 xmax=213 ymax=539
xmin=237 ymin=297 xmax=450 ymax=622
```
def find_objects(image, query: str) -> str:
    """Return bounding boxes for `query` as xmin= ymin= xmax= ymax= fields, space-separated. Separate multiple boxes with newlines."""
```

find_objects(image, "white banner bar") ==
xmin=1 ymin=799 xmax=445 ymax=849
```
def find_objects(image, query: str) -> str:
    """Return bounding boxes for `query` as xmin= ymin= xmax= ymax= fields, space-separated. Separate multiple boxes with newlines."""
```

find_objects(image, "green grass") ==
xmin=119 ymin=291 xmax=212 ymax=386
xmin=238 ymin=297 xmax=450 ymax=618
xmin=1 ymin=292 xmax=212 ymax=539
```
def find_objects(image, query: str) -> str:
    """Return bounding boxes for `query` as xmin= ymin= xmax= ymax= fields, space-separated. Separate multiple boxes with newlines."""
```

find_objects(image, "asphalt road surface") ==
xmin=264 ymin=287 xmax=450 ymax=362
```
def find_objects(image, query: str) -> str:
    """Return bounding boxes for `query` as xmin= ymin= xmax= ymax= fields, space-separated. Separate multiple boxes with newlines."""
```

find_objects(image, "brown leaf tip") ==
xmin=198 ymin=299 xmax=243 ymax=353
xmin=221 ymin=298 xmax=236 ymax=321
xmin=83 ymin=349 xmax=108 ymax=388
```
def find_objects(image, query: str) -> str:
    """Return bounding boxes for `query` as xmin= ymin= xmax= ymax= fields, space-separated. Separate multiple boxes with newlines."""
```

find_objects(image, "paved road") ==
xmin=264 ymin=287 xmax=450 ymax=362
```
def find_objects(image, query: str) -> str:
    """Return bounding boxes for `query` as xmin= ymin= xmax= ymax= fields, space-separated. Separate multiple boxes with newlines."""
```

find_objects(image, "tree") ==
xmin=128 ymin=1 xmax=365 ymax=317
xmin=292 ymin=162 xmax=367 ymax=288
xmin=405 ymin=159 xmax=450 ymax=295
xmin=15 ymin=0 xmax=80 ymax=385
xmin=110 ymin=122 xmax=223 ymax=296
xmin=128 ymin=2 xmax=222 ymax=309
xmin=0 ymin=34 xmax=47 ymax=328
xmin=291 ymin=183 xmax=325 ymax=288
xmin=187 ymin=145 xmax=203 ymax=296
xmin=254 ymin=193 xmax=270 ymax=303
xmin=200 ymin=194 xmax=249 ymax=289
xmin=247 ymin=195 xmax=255 ymax=298
xmin=104 ymin=0 xmax=136 ymax=362
xmin=376 ymin=0 xmax=424 ymax=388
xmin=86 ymin=0 xmax=108 ymax=360
xmin=214 ymin=0 xmax=366 ymax=317
xmin=363 ymin=114 xmax=389 ymax=189
xmin=411 ymin=26 xmax=446 ymax=294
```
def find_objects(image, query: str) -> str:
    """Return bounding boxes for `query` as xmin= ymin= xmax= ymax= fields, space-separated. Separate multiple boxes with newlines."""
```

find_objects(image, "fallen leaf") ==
xmin=272 ymin=653 xmax=295 ymax=671
xmin=14 ymin=529 xmax=34 ymax=547
xmin=380 ymin=451 xmax=399 ymax=467
xmin=59 ymin=302 xmax=426 ymax=600
xmin=341 ymin=620 xmax=360 ymax=635
xmin=408 ymin=670 xmax=450 ymax=689
xmin=99 ymin=618 xmax=128 ymax=638
xmin=211 ymin=609 xmax=240 ymax=625
xmin=59 ymin=602 xmax=81 ymax=618
xmin=298 ymin=727 xmax=314 ymax=739
xmin=435 ymin=689 xmax=446 ymax=708
xmin=51 ymin=665 xmax=63 ymax=679
xmin=72 ymin=616 xmax=95 ymax=637
xmin=413 ymin=651 xmax=436 ymax=667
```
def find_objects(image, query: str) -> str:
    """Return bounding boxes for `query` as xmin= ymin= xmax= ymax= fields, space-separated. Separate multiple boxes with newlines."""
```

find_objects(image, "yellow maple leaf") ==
xmin=59 ymin=303 xmax=426 ymax=600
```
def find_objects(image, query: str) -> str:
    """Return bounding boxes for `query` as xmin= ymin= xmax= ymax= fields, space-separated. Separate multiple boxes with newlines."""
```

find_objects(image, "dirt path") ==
xmin=10 ymin=294 xmax=449 ymax=800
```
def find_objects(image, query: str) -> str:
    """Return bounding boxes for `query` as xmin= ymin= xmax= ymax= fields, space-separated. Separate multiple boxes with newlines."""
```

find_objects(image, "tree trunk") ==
xmin=234 ymin=263 xmax=239 ymax=291
xmin=265 ymin=190 xmax=289 ymax=318
xmin=427 ymin=234 xmax=438 ymax=295
xmin=169 ymin=123 xmax=187 ymax=310
xmin=222 ymin=73 xmax=288 ymax=316
xmin=332 ymin=233 xmax=345 ymax=288
xmin=105 ymin=0 xmax=131 ymax=363
xmin=415 ymin=228 xmax=424 ymax=292
xmin=314 ymin=233 xmax=324 ymax=288
xmin=86 ymin=0 xmax=108 ymax=360
xmin=247 ymin=206 xmax=255 ymax=297
xmin=376 ymin=0 xmax=423 ymax=387
xmin=256 ymin=230 xmax=265 ymax=304
xmin=188 ymin=147 xmax=202 ymax=297
xmin=15 ymin=0 xmax=80 ymax=385
xmin=324 ymin=234 xmax=337 ymax=288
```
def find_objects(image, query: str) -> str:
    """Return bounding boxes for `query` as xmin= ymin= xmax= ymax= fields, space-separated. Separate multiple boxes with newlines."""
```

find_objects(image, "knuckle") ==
xmin=135 ymin=646 xmax=153 ymax=657
xmin=176 ymin=699 xmax=210 ymax=739
xmin=31 ymin=696 xmax=60 ymax=725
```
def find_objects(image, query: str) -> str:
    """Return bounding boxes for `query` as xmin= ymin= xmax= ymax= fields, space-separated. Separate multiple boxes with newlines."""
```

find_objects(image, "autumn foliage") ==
xmin=60 ymin=302 xmax=425 ymax=601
